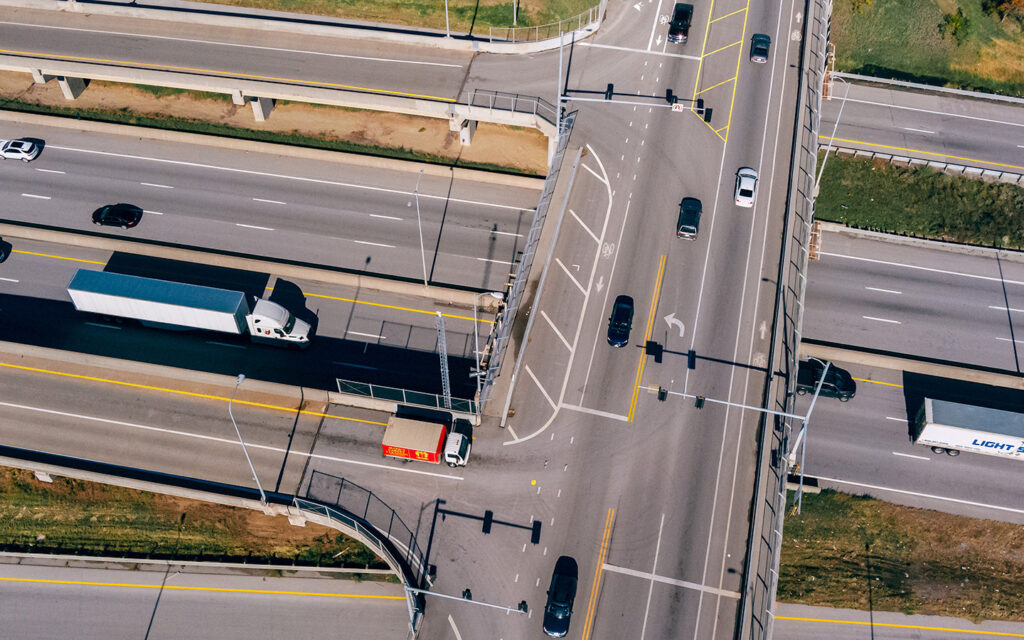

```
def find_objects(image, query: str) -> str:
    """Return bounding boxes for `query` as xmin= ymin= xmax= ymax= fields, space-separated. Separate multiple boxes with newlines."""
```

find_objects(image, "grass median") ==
xmin=780 ymin=490 xmax=1024 ymax=622
xmin=815 ymin=154 xmax=1024 ymax=249
xmin=832 ymin=0 xmax=1024 ymax=97
xmin=0 ymin=468 xmax=392 ymax=577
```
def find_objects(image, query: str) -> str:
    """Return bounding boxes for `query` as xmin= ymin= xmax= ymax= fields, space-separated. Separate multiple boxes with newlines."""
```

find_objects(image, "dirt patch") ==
xmin=0 ymin=73 xmax=548 ymax=175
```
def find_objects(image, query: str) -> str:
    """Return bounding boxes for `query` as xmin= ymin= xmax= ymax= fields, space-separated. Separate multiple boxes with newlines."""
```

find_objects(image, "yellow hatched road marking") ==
xmin=776 ymin=616 xmax=1024 ymax=637
xmin=695 ymin=74 xmax=737 ymax=95
xmin=627 ymin=255 xmax=667 ymax=423
xmin=0 ymin=577 xmax=404 ymax=599
xmin=711 ymin=7 xmax=747 ymax=23
xmin=723 ymin=0 xmax=752 ymax=146
xmin=0 ymin=49 xmax=455 ymax=102
xmin=580 ymin=508 xmax=616 ymax=640
xmin=0 ymin=362 xmax=387 ymax=426
xmin=702 ymin=41 xmax=742 ymax=59
xmin=818 ymin=136 xmax=1024 ymax=172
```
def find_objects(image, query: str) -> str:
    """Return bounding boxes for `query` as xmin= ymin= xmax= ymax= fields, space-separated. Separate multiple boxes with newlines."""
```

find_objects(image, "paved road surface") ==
xmin=775 ymin=603 xmax=1024 ymax=639
xmin=0 ymin=561 xmax=409 ymax=640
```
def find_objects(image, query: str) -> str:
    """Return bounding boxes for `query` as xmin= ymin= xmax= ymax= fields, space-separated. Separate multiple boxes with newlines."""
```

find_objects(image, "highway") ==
xmin=820 ymin=77 xmax=1024 ymax=173
xmin=774 ymin=603 xmax=1024 ymax=639
xmin=0 ymin=236 xmax=485 ymax=397
xmin=0 ymin=562 xmax=409 ymax=640
xmin=0 ymin=120 xmax=541 ymax=292
xmin=804 ymin=225 xmax=1024 ymax=373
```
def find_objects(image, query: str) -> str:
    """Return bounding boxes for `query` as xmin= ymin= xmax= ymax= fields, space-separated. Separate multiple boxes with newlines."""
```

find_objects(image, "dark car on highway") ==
xmin=92 ymin=203 xmax=143 ymax=229
xmin=749 ymin=33 xmax=771 ymax=63
xmin=543 ymin=556 xmax=578 ymax=638
xmin=676 ymin=197 xmax=702 ymax=239
xmin=607 ymin=295 xmax=634 ymax=347
xmin=667 ymin=3 xmax=694 ymax=44
xmin=796 ymin=358 xmax=856 ymax=401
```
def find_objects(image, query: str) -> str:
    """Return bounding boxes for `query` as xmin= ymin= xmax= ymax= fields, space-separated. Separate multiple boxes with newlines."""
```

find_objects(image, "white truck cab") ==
xmin=246 ymin=299 xmax=311 ymax=345
xmin=443 ymin=419 xmax=473 ymax=467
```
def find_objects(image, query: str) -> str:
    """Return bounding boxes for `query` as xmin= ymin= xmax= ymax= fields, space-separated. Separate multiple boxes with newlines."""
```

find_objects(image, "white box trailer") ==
xmin=913 ymin=398 xmax=1024 ymax=459
xmin=67 ymin=269 xmax=310 ymax=347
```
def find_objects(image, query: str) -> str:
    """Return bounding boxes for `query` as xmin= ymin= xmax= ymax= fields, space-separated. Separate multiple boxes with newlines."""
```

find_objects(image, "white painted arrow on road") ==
xmin=595 ymin=276 xmax=605 ymax=292
xmin=664 ymin=312 xmax=685 ymax=338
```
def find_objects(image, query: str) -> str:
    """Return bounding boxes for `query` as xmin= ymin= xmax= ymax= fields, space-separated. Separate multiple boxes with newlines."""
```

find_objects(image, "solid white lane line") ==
xmin=235 ymin=223 xmax=275 ymax=231
xmin=815 ymin=475 xmax=1024 ymax=515
xmin=570 ymin=209 xmax=600 ymax=244
xmin=560 ymin=404 xmax=629 ymax=422
xmin=447 ymin=615 xmax=463 ymax=640
xmin=477 ymin=257 xmax=512 ymax=265
xmin=48 ymin=146 xmax=534 ymax=212
xmin=990 ymin=305 xmax=1024 ymax=313
xmin=252 ymin=197 xmax=286 ymax=205
xmin=834 ymin=96 xmax=1024 ymax=129
xmin=347 ymin=331 xmax=384 ymax=340
xmin=524 ymin=365 xmax=557 ymax=410
xmin=885 ymin=416 xmax=908 ymax=422
xmin=143 ymin=210 xmax=164 ymax=215
xmin=581 ymin=41 xmax=699 ymax=60
xmin=996 ymin=337 xmax=1024 ymax=344
xmin=639 ymin=514 xmax=666 ymax=640
xmin=865 ymin=286 xmax=902 ymax=294
xmin=490 ymin=230 xmax=524 ymax=238
xmin=0 ymin=277 xmax=19 ymax=283
xmin=20 ymin=193 xmax=50 ymax=200
xmin=893 ymin=451 xmax=930 ymax=460
xmin=206 ymin=341 xmax=246 ymax=349
xmin=863 ymin=315 xmax=901 ymax=324
xmin=35 ymin=168 xmax=64 ymax=174
xmin=0 ymin=399 xmax=462 ymax=481
xmin=353 ymin=240 xmax=394 ymax=248
xmin=370 ymin=214 xmax=403 ymax=221
xmin=902 ymin=127 xmax=934 ymax=134
xmin=0 ymin=21 xmax=464 ymax=67
xmin=540 ymin=310 xmax=572 ymax=351
xmin=554 ymin=258 xmax=586 ymax=294
xmin=820 ymin=251 xmax=1024 ymax=286
xmin=140 ymin=182 xmax=173 ymax=189
xmin=582 ymin=163 xmax=608 ymax=184
xmin=646 ymin=0 xmax=664 ymax=51
xmin=84 ymin=322 xmax=120 ymax=330
xmin=601 ymin=564 xmax=741 ymax=598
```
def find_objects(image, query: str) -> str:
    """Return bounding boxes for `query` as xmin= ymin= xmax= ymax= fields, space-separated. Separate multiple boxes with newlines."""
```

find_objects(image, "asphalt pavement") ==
xmin=774 ymin=603 xmax=1024 ymax=640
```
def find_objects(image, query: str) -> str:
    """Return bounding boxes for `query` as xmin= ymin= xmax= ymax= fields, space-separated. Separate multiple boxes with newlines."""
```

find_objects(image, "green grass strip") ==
xmin=0 ymin=98 xmax=541 ymax=177
xmin=816 ymin=154 xmax=1024 ymax=249
xmin=780 ymin=490 xmax=1024 ymax=622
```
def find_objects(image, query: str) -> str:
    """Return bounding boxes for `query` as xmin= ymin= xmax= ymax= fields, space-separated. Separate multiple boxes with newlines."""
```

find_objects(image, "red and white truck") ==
xmin=381 ymin=416 xmax=471 ymax=468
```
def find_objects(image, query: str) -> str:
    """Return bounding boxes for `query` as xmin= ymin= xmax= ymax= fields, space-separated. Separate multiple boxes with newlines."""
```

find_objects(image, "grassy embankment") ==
xmin=185 ymin=0 xmax=598 ymax=33
xmin=780 ymin=490 xmax=1024 ymax=621
xmin=0 ymin=86 xmax=540 ymax=177
xmin=832 ymin=0 xmax=1024 ymax=96
xmin=816 ymin=154 xmax=1024 ymax=249
xmin=0 ymin=468 xmax=392 ymax=578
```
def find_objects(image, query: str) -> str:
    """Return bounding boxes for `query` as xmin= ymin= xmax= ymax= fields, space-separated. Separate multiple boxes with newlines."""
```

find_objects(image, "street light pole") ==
xmin=228 ymin=374 xmax=267 ymax=507
xmin=414 ymin=169 xmax=429 ymax=288
xmin=787 ymin=358 xmax=831 ymax=515
xmin=814 ymin=76 xmax=851 ymax=196
xmin=473 ymin=291 xmax=504 ymax=418
xmin=444 ymin=0 xmax=450 ymax=37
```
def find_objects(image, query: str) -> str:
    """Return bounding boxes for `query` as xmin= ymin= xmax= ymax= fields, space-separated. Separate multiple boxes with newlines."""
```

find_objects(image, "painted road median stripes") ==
xmin=581 ymin=507 xmax=615 ymax=640
xmin=628 ymin=255 xmax=667 ymax=422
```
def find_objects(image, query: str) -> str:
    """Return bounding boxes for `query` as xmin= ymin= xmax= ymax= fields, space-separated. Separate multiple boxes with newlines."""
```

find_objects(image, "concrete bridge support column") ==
xmin=250 ymin=96 xmax=274 ymax=122
xmin=230 ymin=89 xmax=246 ymax=106
xmin=57 ymin=76 xmax=87 ymax=100
xmin=459 ymin=120 xmax=477 ymax=146
xmin=31 ymin=69 xmax=55 ymax=85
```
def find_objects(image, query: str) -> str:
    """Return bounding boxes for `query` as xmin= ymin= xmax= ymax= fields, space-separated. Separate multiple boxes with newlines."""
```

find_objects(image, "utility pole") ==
xmin=414 ymin=169 xmax=429 ymax=288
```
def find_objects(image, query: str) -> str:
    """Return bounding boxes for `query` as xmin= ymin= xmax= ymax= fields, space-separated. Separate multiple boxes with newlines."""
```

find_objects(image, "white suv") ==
xmin=0 ymin=139 xmax=41 ymax=162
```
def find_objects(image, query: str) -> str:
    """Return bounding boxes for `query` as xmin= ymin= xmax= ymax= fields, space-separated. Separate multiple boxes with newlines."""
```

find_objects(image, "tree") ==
xmin=938 ymin=8 xmax=973 ymax=45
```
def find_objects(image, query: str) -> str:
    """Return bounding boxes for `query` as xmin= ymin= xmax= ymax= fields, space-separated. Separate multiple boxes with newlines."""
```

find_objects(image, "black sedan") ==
xmin=92 ymin=204 xmax=143 ymax=229
xmin=607 ymin=295 xmax=634 ymax=347
xmin=543 ymin=556 xmax=578 ymax=638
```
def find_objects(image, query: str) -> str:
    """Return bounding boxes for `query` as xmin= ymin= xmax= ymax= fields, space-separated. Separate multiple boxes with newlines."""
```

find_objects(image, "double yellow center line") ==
xmin=628 ymin=255 xmax=667 ymax=422
xmin=580 ymin=507 xmax=616 ymax=640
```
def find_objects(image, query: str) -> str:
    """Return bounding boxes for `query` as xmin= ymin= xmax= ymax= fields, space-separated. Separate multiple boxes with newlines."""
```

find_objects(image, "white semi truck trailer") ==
xmin=67 ymin=269 xmax=311 ymax=347
xmin=913 ymin=398 xmax=1024 ymax=459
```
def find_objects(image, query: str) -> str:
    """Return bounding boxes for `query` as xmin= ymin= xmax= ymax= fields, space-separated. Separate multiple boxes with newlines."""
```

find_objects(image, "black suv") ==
xmin=92 ymin=203 xmax=143 ymax=229
xmin=668 ymin=3 xmax=694 ymax=44
xmin=796 ymin=358 xmax=856 ymax=401
xmin=542 ymin=556 xmax=578 ymax=638
xmin=607 ymin=295 xmax=634 ymax=347
xmin=676 ymin=197 xmax=702 ymax=239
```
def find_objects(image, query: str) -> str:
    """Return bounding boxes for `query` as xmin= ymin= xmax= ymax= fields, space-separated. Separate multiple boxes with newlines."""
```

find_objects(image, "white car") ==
xmin=0 ymin=139 xmax=41 ymax=162
xmin=734 ymin=167 xmax=758 ymax=208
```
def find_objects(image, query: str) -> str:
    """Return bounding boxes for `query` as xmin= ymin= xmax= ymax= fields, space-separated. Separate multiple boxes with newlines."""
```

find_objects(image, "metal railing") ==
xmin=488 ymin=0 xmax=606 ymax=43
xmin=466 ymin=88 xmax=559 ymax=126
xmin=335 ymin=378 xmax=477 ymax=415
xmin=822 ymin=145 xmax=1024 ymax=185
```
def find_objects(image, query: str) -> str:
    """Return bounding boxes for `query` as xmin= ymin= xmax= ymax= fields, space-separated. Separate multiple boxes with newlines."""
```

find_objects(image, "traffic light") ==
xmin=666 ymin=89 xmax=678 ymax=105
xmin=695 ymin=395 xmax=706 ymax=409
xmin=605 ymin=83 xmax=614 ymax=100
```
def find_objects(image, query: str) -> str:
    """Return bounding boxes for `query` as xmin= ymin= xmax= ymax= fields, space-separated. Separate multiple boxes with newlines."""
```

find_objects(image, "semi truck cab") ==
xmin=246 ymin=298 xmax=311 ymax=345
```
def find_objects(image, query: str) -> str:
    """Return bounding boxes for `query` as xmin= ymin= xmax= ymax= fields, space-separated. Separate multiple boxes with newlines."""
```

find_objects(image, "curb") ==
xmin=817 ymin=221 xmax=1024 ymax=264
xmin=0 ymin=109 xmax=546 ymax=189
xmin=0 ymin=0 xmax=600 ymax=54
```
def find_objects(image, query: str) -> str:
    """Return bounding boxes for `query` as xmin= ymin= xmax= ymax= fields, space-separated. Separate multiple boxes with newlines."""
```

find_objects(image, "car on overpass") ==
xmin=796 ymin=358 xmax=856 ymax=401
xmin=734 ymin=167 xmax=759 ymax=208
xmin=749 ymin=34 xmax=771 ymax=63
xmin=92 ymin=203 xmax=143 ymax=229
